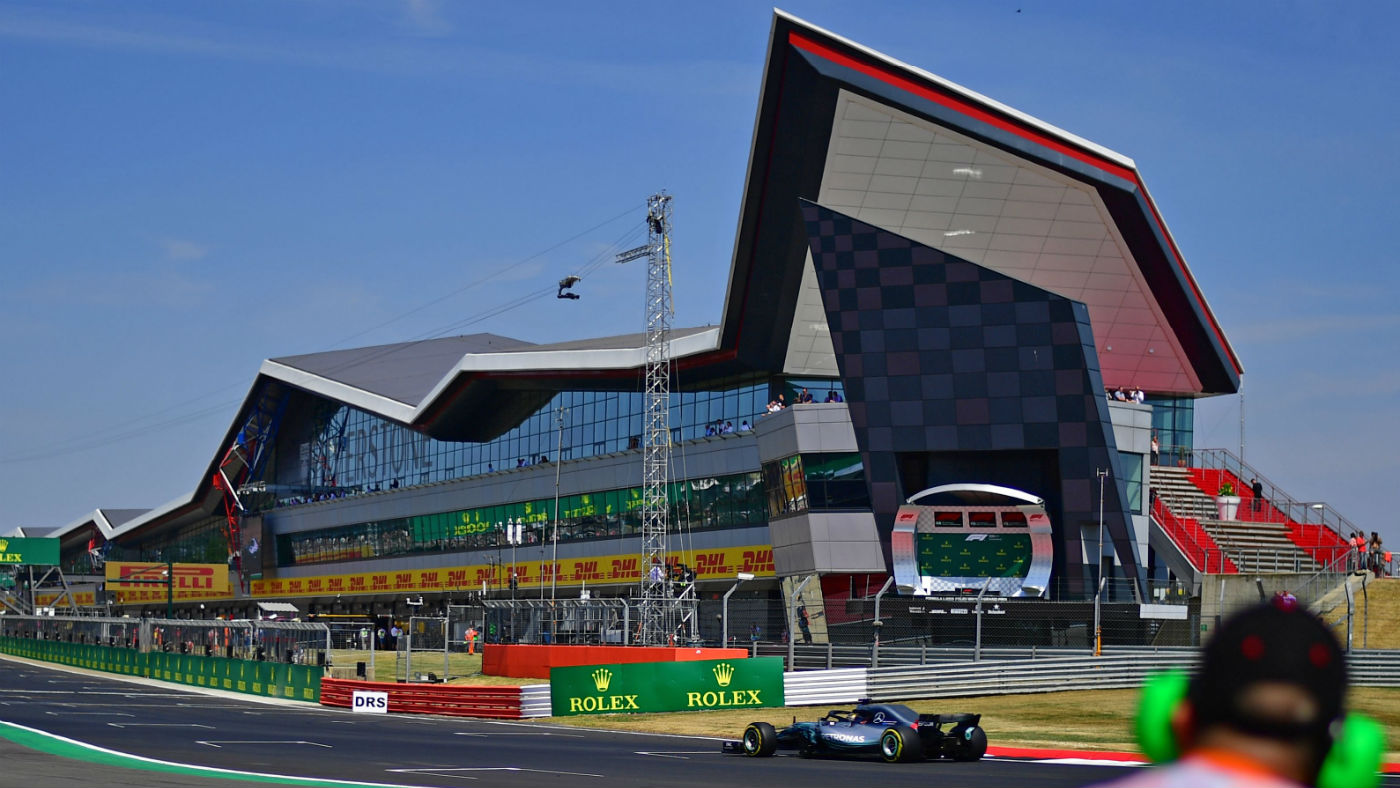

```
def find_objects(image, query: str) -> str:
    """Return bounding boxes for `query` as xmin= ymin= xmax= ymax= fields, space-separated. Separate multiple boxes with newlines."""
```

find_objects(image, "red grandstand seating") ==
xmin=1183 ymin=468 xmax=1349 ymax=567
xmin=1152 ymin=497 xmax=1238 ymax=574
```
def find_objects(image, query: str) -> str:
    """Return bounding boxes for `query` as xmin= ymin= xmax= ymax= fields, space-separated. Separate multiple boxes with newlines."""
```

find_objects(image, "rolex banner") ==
xmin=0 ymin=537 xmax=59 ymax=566
xmin=550 ymin=657 xmax=784 ymax=716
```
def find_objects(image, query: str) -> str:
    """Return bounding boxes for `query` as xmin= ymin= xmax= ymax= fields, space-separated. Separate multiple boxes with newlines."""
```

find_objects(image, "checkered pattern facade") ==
xmin=802 ymin=201 xmax=1140 ymax=593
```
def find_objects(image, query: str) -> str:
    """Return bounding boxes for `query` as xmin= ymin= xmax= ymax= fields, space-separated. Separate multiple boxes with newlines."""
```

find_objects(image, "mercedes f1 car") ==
xmin=725 ymin=702 xmax=987 ymax=763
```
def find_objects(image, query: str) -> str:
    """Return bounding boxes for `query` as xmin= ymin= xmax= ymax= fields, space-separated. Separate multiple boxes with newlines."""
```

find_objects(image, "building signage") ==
xmin=550 ymin=657 xmax=784 ymax=716
xmin=0 ymin=537 xmax=60 ymax=566
xmin=249 ymin=544 xmax=776 ymax=599
xmin=105 ymin=562 xmax=233 ymax=602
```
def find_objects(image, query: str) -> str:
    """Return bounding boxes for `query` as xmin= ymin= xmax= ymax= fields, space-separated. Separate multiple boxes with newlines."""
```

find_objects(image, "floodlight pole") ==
xmin=552 ymin=406 xmax=567 ymax=641
xmin=1094 ymin=468 xmax=1108 ymax=656
xmin=721 ymin=572 xmax=754 ymax=647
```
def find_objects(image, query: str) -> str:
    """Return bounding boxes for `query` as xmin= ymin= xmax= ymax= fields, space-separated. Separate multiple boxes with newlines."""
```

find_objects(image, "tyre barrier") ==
xmin=319 ymin=678 xmax=548 ymax=718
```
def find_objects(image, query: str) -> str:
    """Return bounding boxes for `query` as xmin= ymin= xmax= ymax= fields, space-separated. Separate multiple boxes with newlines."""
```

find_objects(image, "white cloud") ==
xmin=1228 ymin=312 xmax=1400 ymax=344
xmin=399 ymin=0 xmax=452 ymax=37
xmin=160 ymin=238 xmax=210 ymax=262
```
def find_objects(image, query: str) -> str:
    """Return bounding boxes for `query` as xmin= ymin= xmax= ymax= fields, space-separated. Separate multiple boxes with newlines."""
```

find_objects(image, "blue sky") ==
xmin=2 ymin=1 xmax=1397 ymax=553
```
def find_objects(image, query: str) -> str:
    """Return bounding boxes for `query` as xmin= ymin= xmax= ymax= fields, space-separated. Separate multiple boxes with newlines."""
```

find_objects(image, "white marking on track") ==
xmin=46 ymin=711 xmax=133 ymax=717
xmin=453 ymin=731 xmax=584 ymax=738
xmin=107 ymin=723 xmax=215 ymax=729
xmin=390 ymin=767 xmax=604 ymax=778
xmin=635 ymin=750 xmax=712 ymax=759
xmin=197 ymin=740 xmax=332 ymax=749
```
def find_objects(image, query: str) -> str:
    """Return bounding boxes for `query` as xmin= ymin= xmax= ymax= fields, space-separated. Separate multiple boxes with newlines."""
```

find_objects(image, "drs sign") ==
xmin=351 ymin=690 xmax=389 ymax=713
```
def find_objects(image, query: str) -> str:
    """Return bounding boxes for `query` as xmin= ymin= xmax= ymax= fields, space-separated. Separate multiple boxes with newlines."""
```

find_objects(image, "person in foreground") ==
xmin=1090 ymin=598 xmax=1384 ymax=788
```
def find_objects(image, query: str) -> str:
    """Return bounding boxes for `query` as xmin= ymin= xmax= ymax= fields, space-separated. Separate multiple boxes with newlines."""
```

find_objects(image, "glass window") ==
xmin=1120 ymin=452 xmax=1144 ymax=514
xmin=934 ymin=511 xmax=964 ymax=528
xmin=969 ymin=511 xmax=997 ymax=528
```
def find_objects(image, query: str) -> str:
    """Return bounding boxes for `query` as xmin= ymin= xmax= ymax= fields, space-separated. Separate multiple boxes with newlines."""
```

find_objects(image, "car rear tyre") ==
xmin=879 ymin=727 xmax=922 ymax=763
xmin=743 ymin=722 xmax=778 ymax=757
xmin=954 ymin=725 xmax=987 ymax=761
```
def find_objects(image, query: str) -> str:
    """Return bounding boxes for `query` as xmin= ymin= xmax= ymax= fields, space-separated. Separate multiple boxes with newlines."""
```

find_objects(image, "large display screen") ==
xmin=891 ymin=484 xmax=1053 ymax=598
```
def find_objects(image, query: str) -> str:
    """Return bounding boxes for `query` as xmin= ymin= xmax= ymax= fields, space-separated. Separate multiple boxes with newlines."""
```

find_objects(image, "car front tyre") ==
xmin=743 ymin=722 xmax=778 ymax=757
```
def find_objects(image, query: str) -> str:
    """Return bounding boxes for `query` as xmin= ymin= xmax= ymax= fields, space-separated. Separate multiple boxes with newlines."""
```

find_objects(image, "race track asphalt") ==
xmin=3 ymin=655 xmax=1382 ymax=788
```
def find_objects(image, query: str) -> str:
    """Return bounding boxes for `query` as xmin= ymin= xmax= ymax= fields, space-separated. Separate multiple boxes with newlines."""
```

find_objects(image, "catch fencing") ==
xmin=0 ymin=615 xmax=332 ymax=666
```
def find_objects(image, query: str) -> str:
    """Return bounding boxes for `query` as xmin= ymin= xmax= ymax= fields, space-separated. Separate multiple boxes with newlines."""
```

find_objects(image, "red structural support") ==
xmin=482 ymin=644 xmax=749 ymax=680
xmin=319 ymin=678 xmax=530 ymax=718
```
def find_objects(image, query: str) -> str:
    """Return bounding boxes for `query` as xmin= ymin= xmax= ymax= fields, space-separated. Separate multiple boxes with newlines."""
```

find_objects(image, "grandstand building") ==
xmin=19 ymin=13 xmax=1303 ymax=640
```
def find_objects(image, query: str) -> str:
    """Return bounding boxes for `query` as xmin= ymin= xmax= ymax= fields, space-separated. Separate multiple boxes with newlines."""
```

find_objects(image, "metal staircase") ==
xmin=1152 ymin=466 xmax=1320 ymax=573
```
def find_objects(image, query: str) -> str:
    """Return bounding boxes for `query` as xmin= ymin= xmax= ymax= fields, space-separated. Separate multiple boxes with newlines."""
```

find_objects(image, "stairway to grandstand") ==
xmin=1152 ymin=466 xmax=1321 ymax=574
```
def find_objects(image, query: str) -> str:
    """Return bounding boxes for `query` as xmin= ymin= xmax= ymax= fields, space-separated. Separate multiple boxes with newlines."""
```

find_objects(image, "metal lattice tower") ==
xmin=618 ymin=193 xmax=680 ymax=645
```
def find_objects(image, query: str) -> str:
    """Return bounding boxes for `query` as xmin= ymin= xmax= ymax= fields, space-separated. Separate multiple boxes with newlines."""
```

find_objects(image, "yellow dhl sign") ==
xmin=32 ymin=589 xmax=98 ymax=608
xmin=105 ymin=562 xmax=233 ymax=602
xmin=250 ymin=544 xmax=775 ymax=599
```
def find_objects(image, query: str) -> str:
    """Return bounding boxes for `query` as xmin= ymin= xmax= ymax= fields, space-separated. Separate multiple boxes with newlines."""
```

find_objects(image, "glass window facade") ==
xmin=274 ymin=470 xmax=765 ymax=568
xmin=1145 ymin=396 xmax=1194 ymax=465
xmin=251 ymin=378 xmax=826 ymax=511
xmin=762 ymin=453 xmax=869 ymax=519
xmin=1120 ymin=452 xmax=1144 ymax=514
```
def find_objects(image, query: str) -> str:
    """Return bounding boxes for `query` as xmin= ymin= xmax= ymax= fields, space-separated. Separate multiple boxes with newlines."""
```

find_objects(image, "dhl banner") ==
xmin=251 ymin=544 xmax=775 ymax=599
xmin=33 ymin=586 xmax=99 ymax=608
xmin=105 ymin=562 xmax=234 ymax=603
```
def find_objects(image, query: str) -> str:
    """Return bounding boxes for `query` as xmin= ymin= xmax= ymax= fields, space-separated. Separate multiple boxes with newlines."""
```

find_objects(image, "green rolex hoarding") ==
xmin=0 ymin=537 xmax=59 ymax=565
xmin=551 ymin=657 xmax=784 ymax=716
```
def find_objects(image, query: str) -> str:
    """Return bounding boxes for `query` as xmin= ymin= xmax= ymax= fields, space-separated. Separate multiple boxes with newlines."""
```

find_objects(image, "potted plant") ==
xmin=1215 ymin=480 xmax=1241 ymax=520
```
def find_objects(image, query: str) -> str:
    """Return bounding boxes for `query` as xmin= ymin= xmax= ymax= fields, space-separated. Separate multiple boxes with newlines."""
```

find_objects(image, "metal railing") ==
xmin=866 ymin=652 xmax=1197 ymax=700
xmin=1191 ymin=448 xmax=1362 ymax=541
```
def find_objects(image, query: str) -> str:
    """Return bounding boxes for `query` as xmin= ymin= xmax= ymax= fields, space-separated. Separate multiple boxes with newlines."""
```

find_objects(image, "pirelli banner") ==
xmin=250 ymin=544 xmax=776 ymax=599
xmin=551 ymin=657 xmax=785 ymax=716
xmin=105 ymin=562 xmax=235 ymax=603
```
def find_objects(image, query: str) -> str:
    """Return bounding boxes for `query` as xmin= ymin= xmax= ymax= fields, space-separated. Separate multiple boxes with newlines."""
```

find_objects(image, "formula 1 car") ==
xmin=724 ymin=702 xmax=987 ymax=763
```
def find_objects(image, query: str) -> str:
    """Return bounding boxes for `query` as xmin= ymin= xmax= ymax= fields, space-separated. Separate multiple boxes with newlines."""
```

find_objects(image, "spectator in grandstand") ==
xmin=1369 ymin=532 xmax=1384 ymax=578
xmin=1089 ymin=598 xmax=1380 ymax=788
xmin=798 ymin=387 xmax=814 ymax=404
xmin=1114 ymin=387 xmax=1128 ymax=401
xmin=740 ymin=420 xmax=751 ymax=431
xmin=1252 ymin=478 xmax=1265 ymax=513
xmin=1132 ymin=387 xmax=1146 ymax=404
xmin=1352 ymin=533 xmax=1368 ymax=574
xmin=1151 ymin=432 xmax=1160 ymax=466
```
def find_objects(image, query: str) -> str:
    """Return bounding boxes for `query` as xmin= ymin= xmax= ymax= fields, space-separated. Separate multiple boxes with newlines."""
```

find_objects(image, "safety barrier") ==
xmin=0 ymin=636 xmax=321 ymax=702
xmin=866 ymin=653 xmax=1197 ymax=701
xmin=319 ymin=678 xmax=549 ymax=718
xmin=1350 ymin=650 xmax=1400 ymax=686
xmin=783 ymin=667 xmax=867 ymax=705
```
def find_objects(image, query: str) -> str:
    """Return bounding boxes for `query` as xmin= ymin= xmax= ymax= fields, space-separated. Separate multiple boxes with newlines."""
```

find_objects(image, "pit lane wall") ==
xmin=0 ymin=637 xmax=321 ymax=702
